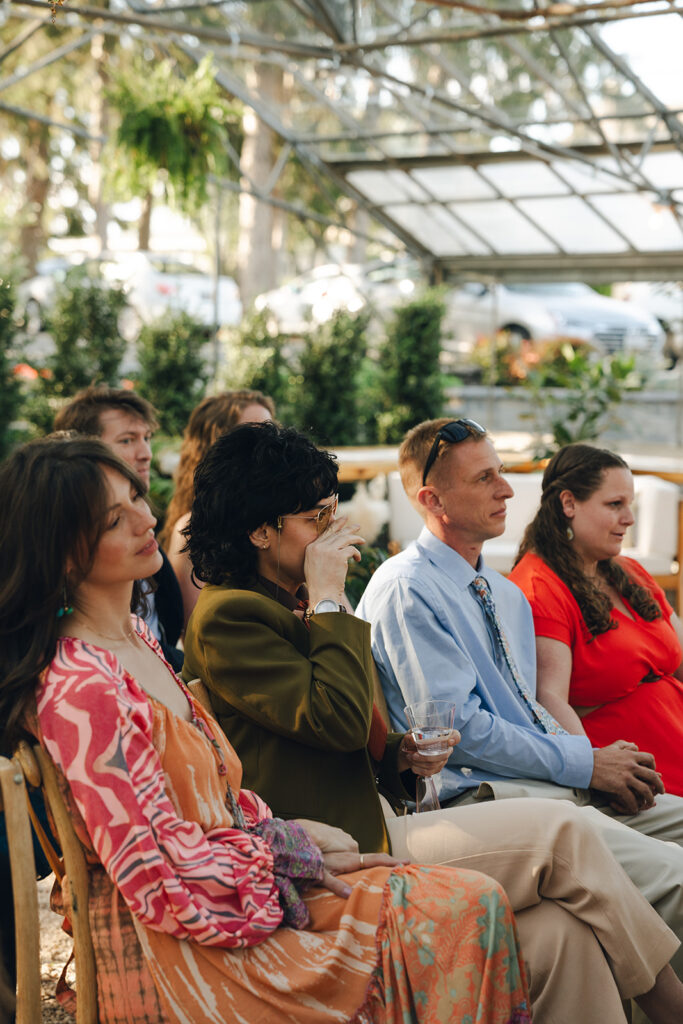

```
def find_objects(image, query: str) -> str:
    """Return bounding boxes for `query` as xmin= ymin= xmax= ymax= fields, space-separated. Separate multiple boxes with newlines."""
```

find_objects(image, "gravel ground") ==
xmin=38 ymin=875 xmax=75 ymax=1023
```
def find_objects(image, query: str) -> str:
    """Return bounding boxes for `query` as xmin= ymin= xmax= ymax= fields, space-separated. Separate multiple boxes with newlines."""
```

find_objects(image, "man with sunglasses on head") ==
xmin=358 ymin=417 xmax=683 ymax=1000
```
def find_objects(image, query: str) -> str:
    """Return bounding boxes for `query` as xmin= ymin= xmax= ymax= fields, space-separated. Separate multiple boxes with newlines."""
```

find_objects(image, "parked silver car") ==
xmin=18 ymin=251 xmax=242 ymax=330
xmin=255 ymin=263 xmax=663 ymax=359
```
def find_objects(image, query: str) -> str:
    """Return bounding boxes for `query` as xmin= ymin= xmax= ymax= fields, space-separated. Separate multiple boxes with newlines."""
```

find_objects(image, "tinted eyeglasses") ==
xmin=422 ymin=419 xmax=486 ymax=486
xmin=277 ymin=495 xmax=339 ymax=535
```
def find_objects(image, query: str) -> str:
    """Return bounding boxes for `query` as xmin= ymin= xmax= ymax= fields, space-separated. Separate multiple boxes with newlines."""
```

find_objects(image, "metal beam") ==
xmin=0 ymin=28 xmax=96 ymax=93
xmin=333 ymin=3 xmax=683 ymax=53
xmin=0 ymin=17 xmax=50 ymax=64
xmin=0 ymin=98 xmax=102 ymax=139
xmin=10 ymin=0 xmax=336 ymax=57
xmin=439 ymin=250 xmax=683 ymax=283
xmin=324 ymin=138 xmax=683 ymax=172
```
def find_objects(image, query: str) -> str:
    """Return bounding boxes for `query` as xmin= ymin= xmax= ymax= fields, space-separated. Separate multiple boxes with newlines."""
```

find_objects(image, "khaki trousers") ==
xmin=457 ymin=781 xmax=683 ymax=975
xmin=384 ymin=797 xmax=678 ymax=1024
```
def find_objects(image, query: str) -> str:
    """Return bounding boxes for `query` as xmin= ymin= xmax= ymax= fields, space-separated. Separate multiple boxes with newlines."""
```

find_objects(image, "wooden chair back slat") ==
xmin=32 ymin=745 xmax=98 ymax=1024
xmin=0 ymin=755 xmax=41 ymax=1024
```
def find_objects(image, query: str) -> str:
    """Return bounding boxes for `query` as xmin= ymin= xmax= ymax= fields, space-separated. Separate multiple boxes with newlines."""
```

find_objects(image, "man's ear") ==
xmin=248 ymin=524 xmax=271 ymax=550
xmin=416 ymin=485 xmax=446 ymax=517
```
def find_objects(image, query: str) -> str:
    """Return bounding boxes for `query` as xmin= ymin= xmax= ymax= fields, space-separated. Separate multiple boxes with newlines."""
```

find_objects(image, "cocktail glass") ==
xmin=403 ymin=699 xmax=456 ymax=813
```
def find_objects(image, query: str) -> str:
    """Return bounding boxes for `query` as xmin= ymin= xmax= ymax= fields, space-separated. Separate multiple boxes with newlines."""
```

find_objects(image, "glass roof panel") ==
xmin=450 ymin=201 xmax=560 ymax=254
xmin=516 ymin=196 xmax=629 ymax=253
xmin=588 ymin=193 xmax=683 ymax=250
xmin=549 ymin=157 xmax=635 ymax=194
xmin=385 ymin=203 xmax=491 ymax=256
xmin=639 ymin=151 xmax=683 ymax=192
xmin=551 ymin=27 xmax=655 ymax=119
xmin=411 ymin=166 xmax=497 ymax=201
xmin=477 ymin=160 xmax=571 ymax=198
xmin=346 ymin=169 xmax=430 ymax=203
xmin=599 ymin=15 xmax=683 ymax=109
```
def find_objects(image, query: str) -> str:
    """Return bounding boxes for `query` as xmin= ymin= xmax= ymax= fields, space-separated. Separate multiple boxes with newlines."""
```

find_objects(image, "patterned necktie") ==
xmin=471 ymin=575 xmax=567 ymax=736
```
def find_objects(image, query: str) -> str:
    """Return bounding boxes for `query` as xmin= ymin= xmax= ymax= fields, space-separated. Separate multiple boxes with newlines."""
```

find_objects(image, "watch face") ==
xmin=314 ymin=600 xmax=339 ymax=614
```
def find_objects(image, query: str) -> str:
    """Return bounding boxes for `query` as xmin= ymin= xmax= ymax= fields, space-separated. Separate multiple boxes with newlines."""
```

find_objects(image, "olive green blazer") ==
xmin=182 ymin=582 xmax=410 ymax=852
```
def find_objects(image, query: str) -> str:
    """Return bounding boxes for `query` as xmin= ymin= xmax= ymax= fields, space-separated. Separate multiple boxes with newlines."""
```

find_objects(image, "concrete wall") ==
xmin=445 ymin=385 xmax=683 ymax=446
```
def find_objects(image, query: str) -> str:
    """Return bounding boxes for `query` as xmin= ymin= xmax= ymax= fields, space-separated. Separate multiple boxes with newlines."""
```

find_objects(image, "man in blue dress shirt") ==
xmin=358 ymin=416 xmax=683 ymax=985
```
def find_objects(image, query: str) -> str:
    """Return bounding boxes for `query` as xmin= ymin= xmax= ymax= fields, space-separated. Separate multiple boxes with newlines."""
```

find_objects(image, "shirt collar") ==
xmin=257 ymin=575 xmax=308 ymax=612
xmin=417 ymin=525 xmax=491 ymax=591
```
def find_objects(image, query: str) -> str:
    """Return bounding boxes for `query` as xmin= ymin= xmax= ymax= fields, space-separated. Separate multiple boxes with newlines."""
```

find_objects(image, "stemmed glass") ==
xmin=403 ymin=700 xmax=457 ymax=813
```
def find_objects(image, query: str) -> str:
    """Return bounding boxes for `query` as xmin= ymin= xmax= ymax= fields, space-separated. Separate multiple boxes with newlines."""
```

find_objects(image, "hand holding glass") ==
xmin=403 ymin=700 xmax=457 ymax=813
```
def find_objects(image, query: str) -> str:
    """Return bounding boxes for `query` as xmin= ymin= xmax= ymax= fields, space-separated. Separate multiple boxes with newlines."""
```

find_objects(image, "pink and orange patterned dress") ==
xmin=33 ymin=621 xmax=531 ymax=1024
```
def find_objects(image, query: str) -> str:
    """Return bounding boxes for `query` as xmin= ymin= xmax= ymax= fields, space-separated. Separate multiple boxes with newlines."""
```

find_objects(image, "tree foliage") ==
xmin=223 ymin=309 xmax=297 ymax=424
xmin=45 ymin=268 xmax=128 ymax=391
xmin=295 ymin=310 xmax=370 ymax=445
xmin=522 ymin=343 xmax=648 ymax=457
xmin=375 ymin=292 xmax=446 ymax=443
xmin=0 ymin=278 xmax=22 ymax=458
xmin=135 ymin=312 xmax=210 ymax=435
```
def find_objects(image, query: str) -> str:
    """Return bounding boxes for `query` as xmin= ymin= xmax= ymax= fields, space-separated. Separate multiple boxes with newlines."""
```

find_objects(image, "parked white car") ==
xmin=254 ymin=264 xmax=367 ymax=332
xmin=444 ymin=281 xmax=664 ymax=353
xmin=613 ymin=281 xmax=683 ymax=364
xmin=255 ymin=263 xmax=663 ymax=361
xmin=18 ymin=251 xmax=242 ymax=330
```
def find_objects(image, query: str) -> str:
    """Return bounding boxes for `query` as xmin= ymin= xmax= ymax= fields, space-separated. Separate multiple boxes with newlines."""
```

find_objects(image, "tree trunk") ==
xmin=236 ymin=63 xmax=283 ymax=307
xmin=138 ymin=191 xmax=153 ymax=250
xmin=88 ymin=31 xmax=111 ymax=253
xmin=347 ymin=205 xmax=370 ymax=263
xmin=19 ymin=123 xmax=50 ymax=276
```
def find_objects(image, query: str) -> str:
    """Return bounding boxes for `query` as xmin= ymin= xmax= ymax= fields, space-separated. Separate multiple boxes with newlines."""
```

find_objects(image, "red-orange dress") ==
xmin=510 ymin=553 xmax=683 ymax=797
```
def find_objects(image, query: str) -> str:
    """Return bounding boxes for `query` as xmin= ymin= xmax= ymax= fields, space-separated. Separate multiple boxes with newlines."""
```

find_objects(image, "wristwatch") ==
xmin=304 ymin=599 xmax=347 ymax=620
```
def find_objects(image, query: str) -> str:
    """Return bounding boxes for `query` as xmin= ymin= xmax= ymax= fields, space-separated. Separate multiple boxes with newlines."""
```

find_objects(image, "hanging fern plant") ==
xmin=108 ymin=56 xmax=240 ymax=211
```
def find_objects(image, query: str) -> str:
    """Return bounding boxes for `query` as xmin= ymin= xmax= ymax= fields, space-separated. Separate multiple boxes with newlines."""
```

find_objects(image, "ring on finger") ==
xmin=359 ymin=853 xmax=365 ymax=868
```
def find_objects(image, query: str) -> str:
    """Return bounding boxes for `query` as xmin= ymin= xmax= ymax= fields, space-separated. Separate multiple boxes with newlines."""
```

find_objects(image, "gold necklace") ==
xmin=73 ymin=617 xmax=139 ymax=646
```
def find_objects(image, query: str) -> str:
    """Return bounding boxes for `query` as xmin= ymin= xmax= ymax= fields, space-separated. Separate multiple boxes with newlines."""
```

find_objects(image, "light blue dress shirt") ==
xmin=357 ymin=526 xmax=594 ymax=801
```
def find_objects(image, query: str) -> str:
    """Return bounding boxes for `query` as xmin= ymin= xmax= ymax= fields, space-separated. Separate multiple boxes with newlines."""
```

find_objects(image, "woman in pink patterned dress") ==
xmin=0 ymin=436 xmax=533 ymax=1024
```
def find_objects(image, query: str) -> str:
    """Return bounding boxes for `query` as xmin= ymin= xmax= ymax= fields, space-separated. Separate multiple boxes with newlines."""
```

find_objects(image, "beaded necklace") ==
xmin=184 ymin=687 xmax=246 ymax=830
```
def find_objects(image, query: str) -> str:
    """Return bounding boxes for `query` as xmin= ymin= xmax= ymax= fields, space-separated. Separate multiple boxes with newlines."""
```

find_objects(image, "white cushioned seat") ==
xmin=387 ymin=470 xmax=680 ymax=579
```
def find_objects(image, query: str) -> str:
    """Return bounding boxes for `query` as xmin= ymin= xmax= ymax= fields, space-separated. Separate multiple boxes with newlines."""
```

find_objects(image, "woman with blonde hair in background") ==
xmin=160 ymin=389 xmax=274 ymax=626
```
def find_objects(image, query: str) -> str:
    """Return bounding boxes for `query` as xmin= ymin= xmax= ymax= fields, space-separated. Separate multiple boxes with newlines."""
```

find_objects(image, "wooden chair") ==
xmin=0 ymin=754 xmax=40 ymax=1024
xmin=1 ymin=742 xmax=99 ymax=1024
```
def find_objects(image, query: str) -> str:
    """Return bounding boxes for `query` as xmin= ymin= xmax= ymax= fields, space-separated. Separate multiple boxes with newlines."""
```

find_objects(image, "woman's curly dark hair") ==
xmin=186 ymin=422 xmax=339 ymax=588
xmin=515 ymin=443 xmax=661 ymax=637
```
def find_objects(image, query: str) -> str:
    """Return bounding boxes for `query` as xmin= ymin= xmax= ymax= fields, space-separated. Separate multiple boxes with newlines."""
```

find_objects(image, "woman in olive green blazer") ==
xmin=183 ymin=579 xmax=412 ymax=852
xmin=181 ymin=422 xmax=431 ymax=852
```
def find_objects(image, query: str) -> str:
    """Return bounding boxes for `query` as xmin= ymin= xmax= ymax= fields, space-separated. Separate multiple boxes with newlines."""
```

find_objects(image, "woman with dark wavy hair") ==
xmin=160 ymin=389 xmax=274 ymax=627
xmin=0 ymin=435 xmax=535 ymax=1024
xmin=510 ymin=442 xmax=683 ymax=797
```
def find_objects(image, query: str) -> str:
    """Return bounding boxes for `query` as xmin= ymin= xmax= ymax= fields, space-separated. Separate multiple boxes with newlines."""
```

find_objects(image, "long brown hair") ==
xmin=515 ymin=443 xmax=661 ymax=636
xmin=159 ymin=389 xmax=274 ymax=548
xmin=0 ymin=437 xmax=147 ymax=753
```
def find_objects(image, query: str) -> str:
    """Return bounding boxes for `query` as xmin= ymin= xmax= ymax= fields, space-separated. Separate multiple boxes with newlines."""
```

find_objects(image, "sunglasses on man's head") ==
xmin=422 ymin=419 xmax=486 ymax=486
xmin=277 ymin=495 xmax=339 ymax=535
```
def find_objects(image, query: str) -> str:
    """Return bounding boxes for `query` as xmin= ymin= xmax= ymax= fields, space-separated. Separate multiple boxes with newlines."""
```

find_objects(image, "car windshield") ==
xmin=506 ymin=283 xmax=591 ymax=297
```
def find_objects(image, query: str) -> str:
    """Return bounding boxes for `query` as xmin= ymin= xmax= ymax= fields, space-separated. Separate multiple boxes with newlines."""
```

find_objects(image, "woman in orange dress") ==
xmin=0 ymin=436 xmax=532 ymax=1024
xmin=510 ymin=442 xmax=683 ymax=798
